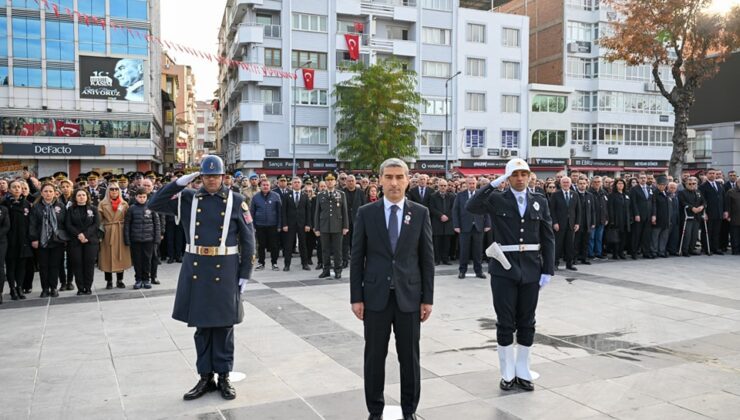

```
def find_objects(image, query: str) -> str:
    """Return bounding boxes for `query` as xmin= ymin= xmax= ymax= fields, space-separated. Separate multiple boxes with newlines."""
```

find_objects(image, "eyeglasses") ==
xmin=108 ymin=188 xmax=120 ymax=191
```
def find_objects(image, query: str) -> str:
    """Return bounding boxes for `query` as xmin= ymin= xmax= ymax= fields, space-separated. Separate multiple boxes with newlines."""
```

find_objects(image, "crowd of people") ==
xmin=1 ymin=165 xmax=738 ymax=304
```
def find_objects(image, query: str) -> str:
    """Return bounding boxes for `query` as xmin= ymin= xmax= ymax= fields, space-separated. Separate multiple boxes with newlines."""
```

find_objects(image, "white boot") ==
xmin=497 ymin=344 xmax=515 ymax=381
xmin=514 ymin=345 xmax=539 ymax=381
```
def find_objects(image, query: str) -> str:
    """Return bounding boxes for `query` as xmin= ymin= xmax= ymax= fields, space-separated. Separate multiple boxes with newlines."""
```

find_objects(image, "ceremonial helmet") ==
xmin=200 ymin=155 xmax=225 ymax=175
xmin=505 ymin=158 xmax=530 ymax=175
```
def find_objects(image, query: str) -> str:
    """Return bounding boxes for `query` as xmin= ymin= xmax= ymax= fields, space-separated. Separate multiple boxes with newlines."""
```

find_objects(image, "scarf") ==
xmin=40 ymin=201 xmax=58 ymax=247
xmin=111 ymin=196 xmax=122 ymax=213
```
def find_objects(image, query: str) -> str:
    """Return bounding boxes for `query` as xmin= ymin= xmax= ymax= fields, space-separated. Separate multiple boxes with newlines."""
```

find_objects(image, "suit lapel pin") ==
xmin=404 ymin=213 xmax=411 ymax=225
xmin=533 ymin=202 xmax=540 ymax=211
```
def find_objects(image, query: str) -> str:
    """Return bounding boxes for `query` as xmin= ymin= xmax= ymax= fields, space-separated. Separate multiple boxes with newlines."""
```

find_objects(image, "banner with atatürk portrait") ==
xmin=79 ymin=56 xmax=145 ymax=102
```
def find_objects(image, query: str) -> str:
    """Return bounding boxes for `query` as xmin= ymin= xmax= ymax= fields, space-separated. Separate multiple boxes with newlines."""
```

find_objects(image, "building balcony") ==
xmin=337 ymin=0 xmax=361 ymax=15
xmin=237 ymin=24 xmax=264 ymax=46
xmin=238 ymin=101 xmax=265 ymax=122
xmin=238 ymin=63 xmax=264 ymax=84
xmin=240 ymin=142 xmax=265 ymax=162
xmin=393 ymin=39 xmax=416 ymax=56
xmin=361 ymin=0 xmax=417 ymax=21
xmin=263 ymin=102 xmax=282 ymax=116
xmin=227 ymin=0 xmax=264 ymax=35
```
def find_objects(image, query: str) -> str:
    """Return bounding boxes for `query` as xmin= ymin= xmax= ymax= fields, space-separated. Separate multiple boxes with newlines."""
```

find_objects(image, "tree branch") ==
xmin=652 ymin=62 xmax=676 ymax=106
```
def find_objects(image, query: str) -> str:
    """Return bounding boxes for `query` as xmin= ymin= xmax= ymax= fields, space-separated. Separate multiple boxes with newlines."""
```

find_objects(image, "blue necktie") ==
xmin=389 ymin=205 xmax=399 ymax=253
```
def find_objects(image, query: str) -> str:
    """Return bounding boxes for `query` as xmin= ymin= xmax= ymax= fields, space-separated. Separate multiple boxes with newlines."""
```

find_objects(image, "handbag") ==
xmin=605 ymin=226 xmax=619 ymax=244
xmin=54 ymin=229 xmax=71 ymax=243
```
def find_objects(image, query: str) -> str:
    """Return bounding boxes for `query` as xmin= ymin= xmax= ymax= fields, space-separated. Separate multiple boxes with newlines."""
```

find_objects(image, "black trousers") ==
xmin=23 ymin=255 xmax=36 ymax=290
xmin=69 ymin=243 xmax=98 ymax=291
xmin=320 ymin=232 xmax=343 ymax=271
xmin=150 ymin=244 xmax=160 ymax=280
xmin=38 ymin=247 xmax=64 ymax=292
xmin=574 ymin=227 xmax=590 ymax=261
xmin=631 ymin=219 xmax=652 ymax=256
xmin=364 ymin=292 xmax=420 ymax=416
xmin=458 ymin=230 xmax=483 ymax=273
xmin=194 ymin=326 xmax=234 ymax=375
xmin=681 ymin=220 xmax=700 ymax=254
xmin=720 ymin=219 xmax=730 ymax=250
xmin=555 ymin=227 xmax=575 ymax=265
xmin=283 ymin=225 xmax=307 ymax=267
xmin=306 ymin=231 xmax=317 ymax=264
xmin=731 ymin=225 xmax=740 ymax=254
xmin=612 ymin=231 xmax=627 ymax=257
xmin=256 ymin=225 xmax=279 ymax=265
xmin=491 ymin=277 xmax=539 ymax=346
xmin=433 ymin=234 xmax=453 ymax=263
xmin=6 ymin=257 xmax=28 ymax=291
xmin=667 ymin=222 xmax=681 ymax=254
xmin=706 ymin=218 xmax=722 ymax=253
xmin=131 ymin=242 xmax=154 ymax=283
xmin=166 ymin=221 xmax=184 ymax=260
xmin=342 ymin=225 xmax=354 ymax=264
xmin=0 ymin=242 xmax=7 ymax=294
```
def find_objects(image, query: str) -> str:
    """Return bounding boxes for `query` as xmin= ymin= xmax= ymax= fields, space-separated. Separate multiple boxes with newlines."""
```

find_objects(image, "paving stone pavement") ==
xmin=1 ymin=254 xmax=739 ymax=420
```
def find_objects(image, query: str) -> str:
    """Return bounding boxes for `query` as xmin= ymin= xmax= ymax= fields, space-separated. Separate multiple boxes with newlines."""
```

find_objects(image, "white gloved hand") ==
xmin=539 ymin=274 xmax=551 ymax=288
xmin=490 ymin=173 xmax=509 ymax=189
xmin=176 ymin=171 xmax=200 ymax=186
xmin=239 ymin=278 xmax=248 ymax=294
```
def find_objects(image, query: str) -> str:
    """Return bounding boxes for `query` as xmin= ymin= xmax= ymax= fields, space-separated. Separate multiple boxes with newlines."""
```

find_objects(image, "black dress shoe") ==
xmin=302 ymin=264 xmax=310 ymax=270
xmin=499 ymin=378 xmax=516 ymax=391
xmin=403 ymin=414 xmax=417 ymax=420
xmin=516 ymin=377 xmax=535 ymax=391
xmin=566 ymin=264 xmax=578 ymax=271
xmin=167 ymin=258 xmax=174 ymax=264
xmin=714 ymin=250 xmax=725 ymax=255
xmin=458 ymin=272 xmax=466 ymax=279
xmin=50 ymin=289 xmax=59 ymax=298
xmin=318 ymin=271 xmax=331 ymax=279
xmin=217 ymin=372 xmax=236 ymax=400
xmin=579 ymin=260 xmax=591 ymax=265
xmin=443 ymin=261 xmax=452 ymax=265
xmin=40 ymin=290 xmax=50 ymax=298
xmin=151 ymin=278 xmax=160 ymax=285
xmin=283 ymin=266 xmax=290 ymax=272
xmin=475 ymin=272 xmax=486 ymax=279
xmin=105 ymin=281 xmax=113 ymax=290
xmin=175 ymin=257 xmax=182 ymax=263
xmin=116 ymin=281 xmax=126 ymax=289
xmin=16 ymin=288 xmax=26 ymax=300
xmin=76 ymin=291 xmax=84 ymax=296
xmin=367 ymin=415 xmax=383 ymax=420
xmin=66 ymin=283 xmax=75 ymax=291
xmin=316 ymin=263 xmax=323 ymax=270
xmin=271 ymin=264 xmax=280 ymax=271
xmin=342 ymin=261 xmax=349 ymax=269
xmin=334 ymin=271 xmax=342 ymax=279
xmin=183 ymin=374 xmax=217 ymax=400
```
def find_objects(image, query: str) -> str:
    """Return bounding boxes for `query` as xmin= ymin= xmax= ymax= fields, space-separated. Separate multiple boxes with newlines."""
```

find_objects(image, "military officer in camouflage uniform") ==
xmin=314 ymin=172 xmax=349 ymax=279
xmin=148 ymin=155 xmax=255 ymax=401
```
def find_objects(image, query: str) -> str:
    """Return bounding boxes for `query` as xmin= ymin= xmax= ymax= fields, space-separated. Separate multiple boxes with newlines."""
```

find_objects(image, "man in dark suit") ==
xmin=281 ymin=176 xmax=311 ymax=271
xmin=429 ymin=179 xmax=455 ymax=265
xmin=666 ymin=182 xmax=681 ymax=255
xmin=467 ymin=158 xmax=555 ymax=392
xmin=342 ymin=175 xmax=366 ymax=268
xmin=452 ymin=177 xmax=491 ymax=279
xmin=549 ymin=176 xmax=581 ymax=270
xmin=629 ymin=173 xmax=654 ymax=258
xmin=407 ymin=174 xmax=432 ymax=208
xmin=700 ymin=168 xmax=725 ymax=254
xmin=351 ymin=158 xmax=434 ymax=420
xmin=721 ymin=170 xmax=737 ymax=251
xmin=574 ymin=177 xmax=596 ymax=264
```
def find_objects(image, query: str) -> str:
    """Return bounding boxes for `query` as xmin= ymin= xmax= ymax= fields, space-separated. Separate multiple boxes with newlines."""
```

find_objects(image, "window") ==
xmin=531 ymin=130 xmax=566 ymax=147
xmin=336 ymin=51 xmax=370 ymax=70
xmin=502 ymin=28 xmax=520 ymax=47
xmin=532 ymin=95 xmax=567 ymax=113
xmin=78 ymin=0 xmax=106 ymax=16
xmin=420 ymin=130 xmax=446 ymax=147
xmin=13 ymin=67 xmax=42 ymax=87
xmin=291 ymin=13 xmax=327 ymax=33
xmin=337 ymin=19 xmax=365 ymax=34
xmin=110 ymin=0 xmax=148 ymax=20
xmin=46 ymin=69 xmax=75 ymax=89
xmin=466 ymin=57 xmax=486 ymax=77
xmin=422 ymin=27 xmax=450 ymax=45
xmin=11 ymin=0 xmax=39 ymax=8
xmin=421 ymin=0 xmax=452 ymax=10
xmin=566 ymin=21 xmax=598 ymax=43
xmin=466 ymin=92 xmax=486 ymax=112
xmin=423 ymin=97 xmax=449 ymax=115
xmin=571 ymin=123 xmax=673 ymax=146
xmin=111 ymin=27 xmax=149 ymax=55
xmin=0 ymin=67 xmax=8 ymax=86
xmin=261 ymin=88 xmax=282 ymax=115
xmin=291 ymin=50 xmax=327 ymax=70
xmin=566 ymin=57 xmax=598 ymax=78
xmin=573 ymin=91 xmax=597 ymax=111
xmin=501 ymin=95 xmax=520 ymax=113
xmin=501 ymin=61 xmax=520 ymax=79
xmin=566 ymin=0 xmax=599 ymax=11
xmin=422 ymin=61 xmax=450 ymax=78
xmin=45 ymin=20 xmax=74 ymax=62
xmin=466 ymin=23 xmax=486 ymax=43
xmin=294 ymin=88 xmax=328 ymax=106
xmin=0 ymin=17 xmax=7 ymax=58
xmin=264 ymin=48 xmax=282 ymax=67
xmin=571 ymin=123 xmax=596 ymax=145
xmin=295 ymin=126 xmax=328 ymax=145
xmin=465 ymin=129 xmax=486 ymax=148
xmin=79 ymin=22 xmax=106 ymax=53
xmin=501 ymin=130 xmax=519 ymax=148
xmin=12 ymin=17 xmax=41 ymax=59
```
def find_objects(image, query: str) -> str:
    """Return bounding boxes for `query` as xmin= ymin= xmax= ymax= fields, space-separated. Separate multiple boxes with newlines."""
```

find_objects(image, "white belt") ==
xmin=185 ymin=245 xmax=239 ymax=256
xmin=499 ymin=244 xmax=541 ymax=252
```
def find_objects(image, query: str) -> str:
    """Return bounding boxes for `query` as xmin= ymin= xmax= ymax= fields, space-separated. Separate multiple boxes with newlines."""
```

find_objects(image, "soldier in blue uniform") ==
xmin=148 ymin=155 xmax=255 ymax=401
xmin=466 ymin=158 xmax=555 ymax=392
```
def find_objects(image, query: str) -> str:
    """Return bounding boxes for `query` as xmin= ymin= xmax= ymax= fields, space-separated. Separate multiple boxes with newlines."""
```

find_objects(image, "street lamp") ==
xmin=445 ymin=70 xmax=462 ymax=179
xmin=292 ymin=60 xmax=313 ymax=178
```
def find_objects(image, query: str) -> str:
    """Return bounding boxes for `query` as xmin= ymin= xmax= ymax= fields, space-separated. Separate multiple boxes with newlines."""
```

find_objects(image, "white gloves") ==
xmin=490 ymin=173 xmax=509 ymax=189
xmin=176 ymin=171 xmax=200 ymax=186
xmin=539 ymin=274 xmax=551 ymax=288
xmin=239 ymin=278 xmax=248 ymax=294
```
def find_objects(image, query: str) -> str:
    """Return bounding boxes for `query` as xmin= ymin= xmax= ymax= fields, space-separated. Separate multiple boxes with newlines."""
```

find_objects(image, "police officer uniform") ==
xmin=314 ymin=172 xmax=349 ymax=279
xmin=148 ymin=155 xmax=255 ymax=401
xmin=466 ymin=159 xmax=555 ymax=392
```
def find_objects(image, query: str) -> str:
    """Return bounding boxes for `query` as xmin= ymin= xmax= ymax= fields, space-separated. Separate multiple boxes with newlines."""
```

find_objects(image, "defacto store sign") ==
xmin=0 ymin=143 xmax=106 ymax=157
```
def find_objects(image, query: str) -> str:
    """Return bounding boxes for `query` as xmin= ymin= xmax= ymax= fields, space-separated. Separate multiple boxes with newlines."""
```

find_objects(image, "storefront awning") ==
xmin=623 ymin=167 xmax=668 ymax=172
xmin=456 ymin=168 xmax=505 ymax=177
xmin=570 ymin=166 xmax=624 ymax=172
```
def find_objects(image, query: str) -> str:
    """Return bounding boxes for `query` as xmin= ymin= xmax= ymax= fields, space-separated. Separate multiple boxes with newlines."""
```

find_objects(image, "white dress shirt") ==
xmin=383 ymin=196 xmax=405 ymax=236
xmin=512 ymin=188 xmax=527 ymax=217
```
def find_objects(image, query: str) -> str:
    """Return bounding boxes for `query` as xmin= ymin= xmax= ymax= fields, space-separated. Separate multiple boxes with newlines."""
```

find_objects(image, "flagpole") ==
xmin=292 ymin=60 xmax=313 ymax=178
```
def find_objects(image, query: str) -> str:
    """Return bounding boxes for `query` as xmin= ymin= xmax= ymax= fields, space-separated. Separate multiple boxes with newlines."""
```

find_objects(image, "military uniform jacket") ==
xmin=466 ymin=187 xmax=555 ymax=284
xmin=314 ymin=189 xmax=349 ymax=233
xmin=148 ymin=182 xmax=256 ymax=328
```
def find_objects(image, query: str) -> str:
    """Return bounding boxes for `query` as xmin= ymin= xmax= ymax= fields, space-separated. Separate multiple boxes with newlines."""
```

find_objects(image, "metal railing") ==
xmin=263 ymin=24 xmax=281 ymax=38
xmin=264 ymin=102 xmax=282 ymax=115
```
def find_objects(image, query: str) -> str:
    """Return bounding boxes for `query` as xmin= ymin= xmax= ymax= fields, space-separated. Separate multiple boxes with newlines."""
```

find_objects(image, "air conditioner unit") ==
xmin=567 ymin=43 xmax=579 ymax=53
xmin=570 ymin=148 xmax=577 ymax=157
xmin=582 ymin=144 xmax=592 ymax=152
xmin=471 ymin=147 xmax=484 ymax=157
xmin=501 ymin=148 xmax=511 ymax=158
xmin=510 ymin=149 xmax=518 ymax=157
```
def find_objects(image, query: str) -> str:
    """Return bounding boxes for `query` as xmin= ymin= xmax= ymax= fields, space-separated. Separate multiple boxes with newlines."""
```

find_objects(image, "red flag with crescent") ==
xmin=344 ymin=33 xmax=360 ymax=60
xmin=302 ymin=68 xmax=315 ymax=91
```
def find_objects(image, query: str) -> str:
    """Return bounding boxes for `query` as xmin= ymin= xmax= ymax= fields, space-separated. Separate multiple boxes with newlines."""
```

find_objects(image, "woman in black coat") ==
xmin=65 ymin=189 xmax=100 ymax=295
xmin=0 ymin=200 xmax=10 ymax=304
xmin=607 ymin=178 xmax=632 ymax=259
xmin=4 ymin=180 xmax=33 ymax=300
xmin=29 ymin=183 xmax=68 ymax=298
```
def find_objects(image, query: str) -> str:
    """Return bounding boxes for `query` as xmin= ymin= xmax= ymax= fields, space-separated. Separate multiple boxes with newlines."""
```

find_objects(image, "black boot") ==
xmin=106 ymin=280 xmax=113 ymax=290
xmin=318 ymin=270 xmax=331 ymax=279
xmin=16 ymin=287 xmax=26 ymax=300
xmin=217 ymin=372 xmax=236 ymax=400
xmin=10 ymin=288 xmax=19 ymax=301
xmin=183 ymin=373 xmax=217 ymax=400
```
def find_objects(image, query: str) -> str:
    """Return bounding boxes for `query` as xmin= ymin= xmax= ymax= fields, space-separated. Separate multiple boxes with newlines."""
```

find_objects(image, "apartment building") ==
xmin=161 ymin=52 xmax=197 ymax=169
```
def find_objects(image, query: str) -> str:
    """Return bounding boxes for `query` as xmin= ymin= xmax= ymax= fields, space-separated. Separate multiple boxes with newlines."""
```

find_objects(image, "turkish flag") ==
xmin=55 ymin=120 xmax=81 ymax=137
xmin=354 ymin=22 xmax=364 ymax=33
xmin=302 ymin=68 xmax=315 ymax=91
xmin=345 ymin=34 xmax=360 ymax=60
